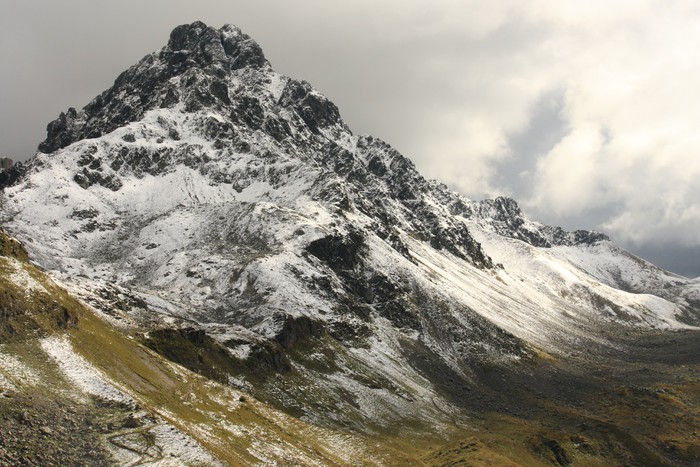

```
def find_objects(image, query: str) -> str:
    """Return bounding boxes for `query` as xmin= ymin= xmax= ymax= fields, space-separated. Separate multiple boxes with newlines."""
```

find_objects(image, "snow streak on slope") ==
xmin=39 ymin=336 xmax=223 ymax=466
xmin=41 ymin=336 xmax=138 ymax=406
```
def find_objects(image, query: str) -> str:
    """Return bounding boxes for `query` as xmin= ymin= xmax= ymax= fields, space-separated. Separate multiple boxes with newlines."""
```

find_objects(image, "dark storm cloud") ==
xmin=635 ymin=244 xmax=700 ymax=280
xmin=495 ymin=90 xmax=568 ymax=197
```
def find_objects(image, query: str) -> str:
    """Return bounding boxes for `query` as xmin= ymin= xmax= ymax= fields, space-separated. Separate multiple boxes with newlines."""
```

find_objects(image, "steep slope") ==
xmin=1 ymin=227 xmax=420 ymax=465
xmin=1 ymin=21 xmax=699 ymax=464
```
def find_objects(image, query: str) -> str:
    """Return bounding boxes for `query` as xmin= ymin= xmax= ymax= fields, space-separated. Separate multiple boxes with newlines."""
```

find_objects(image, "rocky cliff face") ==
xmin=1 ymin=21 xmax=699 ymax=445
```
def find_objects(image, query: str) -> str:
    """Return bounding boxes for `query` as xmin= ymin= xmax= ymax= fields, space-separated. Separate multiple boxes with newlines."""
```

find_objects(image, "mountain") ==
xmin=0 ymin=227 xmax=404 ymax=465
xmin=1 ymin=21 xmax=699 ymax=465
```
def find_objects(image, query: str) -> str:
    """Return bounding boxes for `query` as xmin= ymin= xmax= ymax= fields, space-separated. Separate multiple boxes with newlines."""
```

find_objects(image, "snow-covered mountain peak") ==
xmin=2 ymin=20 xmax=699 ymax=437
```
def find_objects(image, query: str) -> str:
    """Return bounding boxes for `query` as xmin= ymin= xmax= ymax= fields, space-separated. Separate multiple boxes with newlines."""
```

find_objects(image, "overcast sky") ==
xmin=2 ymin=1 xmax=700 ymax=278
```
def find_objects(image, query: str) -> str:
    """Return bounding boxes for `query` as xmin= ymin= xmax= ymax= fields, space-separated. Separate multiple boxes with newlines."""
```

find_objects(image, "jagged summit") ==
xmin=166 ymin=22 xmax=268 ymax=71
xmin=39 ymin=22 xmax=269 ymax=154
xmin=30 ymin=21 xmax=608 ymax=264
xmin=465 ymin=195 xmax=610 ymax=248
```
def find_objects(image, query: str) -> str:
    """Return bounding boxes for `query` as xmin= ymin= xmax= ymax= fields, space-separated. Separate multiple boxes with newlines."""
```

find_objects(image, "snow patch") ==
xmin=0 ymin=347 xmax=40 ymax=390
xmin=2 ymin=257 xmax=48 ymax=296
xmin=269 ymin=72 xmax=287 ymax=101
xmin=149 ymin=423 xmax=222 ymax=466
xmin=40 ymin=336 xmax=136 ymax=406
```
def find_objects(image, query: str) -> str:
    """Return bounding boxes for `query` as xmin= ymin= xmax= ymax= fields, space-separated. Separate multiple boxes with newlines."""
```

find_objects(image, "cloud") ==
xmin=341 ymin=1 xmax=700 ymax=253
xmin=512 ymin=2 xmax=700 ymax=248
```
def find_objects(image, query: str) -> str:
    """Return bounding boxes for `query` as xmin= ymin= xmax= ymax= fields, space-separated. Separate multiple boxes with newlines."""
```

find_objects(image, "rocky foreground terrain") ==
xmin=1 ymin=21 xmax=698 ymax=465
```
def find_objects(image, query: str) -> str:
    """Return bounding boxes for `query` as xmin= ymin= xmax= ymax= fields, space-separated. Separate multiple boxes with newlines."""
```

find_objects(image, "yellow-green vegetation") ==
xmin=69 ymin=306 xmax=412 ymax=465
xmin=0 ymin=226 xmax=28 ymax=262
xmin=0 ymin=237 xmax=418 ymax=464
xmin=418 ymin=395 xmax=699 ymax=467
xmin=416 ymin=358 xmax=700 ymax=467
xmin=0 ymin=250 xmax=126 ymax=464
xmin=0 ymin=260 xmax=77 ymax=340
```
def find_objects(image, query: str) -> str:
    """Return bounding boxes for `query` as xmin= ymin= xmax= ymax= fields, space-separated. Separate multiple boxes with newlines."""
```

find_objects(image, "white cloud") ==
xmin=415 ymin=115 xmax=511 ymax=198
xmin=528 ymin=124 xmax=607 ymax=215
xmin=352 ymin=1 xmax=700 ymax=250
xmin=513 ymin=2 xmax=700 ymax=247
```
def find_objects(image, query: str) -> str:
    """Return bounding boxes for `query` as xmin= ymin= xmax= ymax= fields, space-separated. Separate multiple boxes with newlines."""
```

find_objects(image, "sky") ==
xmin=2 ymin=1 xmax=700 ymax=278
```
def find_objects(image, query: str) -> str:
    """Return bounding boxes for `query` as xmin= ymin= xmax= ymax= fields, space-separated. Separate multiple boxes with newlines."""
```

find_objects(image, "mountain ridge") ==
xmin=1 ymin=21 xmax=699 ymax=465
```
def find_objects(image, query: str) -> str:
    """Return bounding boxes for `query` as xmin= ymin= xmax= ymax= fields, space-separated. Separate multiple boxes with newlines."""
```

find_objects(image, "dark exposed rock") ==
xmin=160 ymin=86 xmax=180 ymax=108
xmin=221 ymin=335 xmax=294 ymax=374
xmin=0 ymin=161 xmax=26 ymax=190
xmin=232 ymin=96 xmax=265 ymax=130
xmin=348 ymin=136 xmax=494 ymax=268
xmin=675 ymin=299 xmax=700 ymax=327
xmin=547 ymin=439 xmax=572 ymax=466
xmin=73 ymin=168 xmax=123 ymax=191
xmin=569 ymin=229 xmax=609 ymax=246
xmin=455 ymin=195 xmax=609 ymax=248
xmin=56 ymin=303 xmax=78 ymax=328
xmin=209 ymin=79 xmax=231 ymax=105
xmin=70 ymin=208 xmax=99 ymax=220
xmin=366 ymin=155 xmax=387 ymax=176
xmin=143 ymin=325 xmax=294 ymax=379
xmin=247 ymin=342 xmax=292 ymax=373
xmin=280 ymin=79 xmax=344 ymax=133
xmin=423 ymin=212 xmax=493 ymax=267
xmin=93 ymin=286 xmax=148 ymax=314
xmin=121 ymin=414 xmax=141 ymax=429
xmin=181 ymin=327 xmax=207 ymax=346
xmin=327 ymin=320 xmax=372 ymax=342
xmin=263 ymin=117 xmax=293 ymax=142
xmin=142 ymin=327 xmax=241 ymax=379
xmin=105 ymin=144 xmax=198 ymax=178
xmin=306 ymin=231 xmax=366 ymax=271
xmin=272 ymin=314 xmax=325 ymax=349
xmin=386 ymin=232 xmax=412 ymax=260
xmin=366 ymin=274 xmax=420 ymax=330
